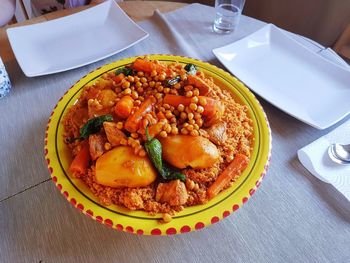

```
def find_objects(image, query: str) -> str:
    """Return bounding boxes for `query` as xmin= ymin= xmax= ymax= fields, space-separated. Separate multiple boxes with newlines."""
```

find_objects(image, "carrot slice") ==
xmin=133 ymin=58 xmax=167 ymax=74
xmin=187 ymin=75 xmax=210 ymax=95
xmin=113 ymin=73 xmax=125 ymax=84
xmin=68 ymin=141 xmax=90 ymax=176
xmin=124 ymin=97 xmax=155 ymax=133
xmin=115 ymin=95 xmax=134 ymax=119
xmin=207 ymin=154 xmax=249 ymax=200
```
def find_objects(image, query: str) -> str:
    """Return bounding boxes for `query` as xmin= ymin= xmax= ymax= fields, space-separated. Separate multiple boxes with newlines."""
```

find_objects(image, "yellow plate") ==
xmin=44 ymin=55 xmax=271 ymax=235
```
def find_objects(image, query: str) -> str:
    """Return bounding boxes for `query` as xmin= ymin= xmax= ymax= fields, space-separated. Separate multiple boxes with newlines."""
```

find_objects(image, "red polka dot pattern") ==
xmin=104 ymin=219 xmax=113 ymax=227
xmin=232 ymin=204 xmax=239 ymax=211
xmin=195 ymin=222 xmax=205 ymax=230
xmin=151 ymin=229 xmax=161 ymax=235
xmin=166 ymin=228 xmax=177 ymax=235
xmin=211 ymin=216 xmax=219 ymax=224
xmin=180 ymin=226 xmax=191 ymax=233
xmin=223 ymin=211 xmax=230 ymax=218
xmin=126 ymin=226 xmax=134 ymax=233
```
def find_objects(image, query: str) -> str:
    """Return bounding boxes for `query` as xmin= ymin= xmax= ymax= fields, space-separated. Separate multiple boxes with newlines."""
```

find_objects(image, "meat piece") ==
xmin=89 ymin=134 xmax=106 ymax=160
xmin=156 ymin=180 xmax=188 ymax=206
xmin=103 ymin=122 xmax=127 ymax=146
xmin=206 ymin=121 xmax=227 ymax=145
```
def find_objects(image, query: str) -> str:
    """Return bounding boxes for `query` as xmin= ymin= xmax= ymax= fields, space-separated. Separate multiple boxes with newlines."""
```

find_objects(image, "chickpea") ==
xmin=141 ymin=77 xmax=147 ymax=83
xmin=149 ymin=81 xmax=155 ymax=88
xmin=104 ymin=142 xmax=111 ymax=151
xmin=157 ymin=86 xmax=164 ymax=92
xmin=196 ymin=118 xmax=203 ymax=127
xmin=164 ymin=123 xmax=172 ymax=133
xmin=171 ymin=126 xmax=179 ymax=135
xmin=160 ymin=131 xmax=168 ymax=138
xmin=158 ymin=73 xmax=166 ymax=81
xmin=131 ymin=91 xmax=139 ymax=99
xmin=191 ymin=96 xmax=199 ymax=104
xmin=170 ymin=117 xmax=177 ymax=123
xmin=155 ymin=93 xmax=163 ymax=100
xmin=122 ymin=81 xmax=131 ymax=89
xmin=189 ymin=103 xmax=197 ymax=111
xmin=127 ymin=76 xmax=135 ymax=83
xmin=190 ymin=130 xmax=199 ymax=136
xmin=185 ymin=90 xmax=193 ymax=97
xmin=164 ymin=88 xmax=170 ymax=94
xmin=135 ymin=82 xmax=142 ymax=89
xmin=187 ymin=124 xmax=194 ymax=131
xmin=155 ymin=81 xmax=162 ymax=87
xmin=177 ymin=104 xmax=185 ymax=112
xmin=188 ymin=112 xmax=194 ymax=120
xmin=188 ymin=119 xmax=195 ymax=125
xmin=136 ymin=87 xmax=144 ymax=93
xmin=194 ymin=113 xmax=201 ymax=120
xmin=199 ymin=97 xmax=207 ymax=106
xmin=197 ymin=105 xmax=204 ymax=113
xmin=137 ymin=71 xmax=144 ymax=77
xmin=174 ymin=83 xmax=181 ymax=89
xmin=180 ymin=112 xmax=187 ymax=119
xmin=124 ymin=88 xmax=131 ymax=95
xmin=165 ymin=110 xmax=173 ymax=119
xmin=193 ymin=89 xmax=200 ymax=96
xmin=120 ymin=138 xmax=128 ymax=146
xmin=151 ymin=69 xmax=157 ymax=77
xmin=181 ymin=128 xmax=189 ymax=135
xmin=162 ymin=213 xmax=172 ymax=223
xmin=116 ymin=122 xmax=124 ymax=130
xmin=170 ymin=89 xmax=178 ymax=95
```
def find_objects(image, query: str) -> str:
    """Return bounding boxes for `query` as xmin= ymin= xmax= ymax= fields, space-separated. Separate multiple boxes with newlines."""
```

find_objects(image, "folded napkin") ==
xmin=298 ymin=120 xmax=350 ymax=201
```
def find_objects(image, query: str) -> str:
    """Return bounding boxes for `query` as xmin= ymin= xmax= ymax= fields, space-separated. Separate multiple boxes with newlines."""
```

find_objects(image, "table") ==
xmin=1 ymin=2 xmax=349 ymax=263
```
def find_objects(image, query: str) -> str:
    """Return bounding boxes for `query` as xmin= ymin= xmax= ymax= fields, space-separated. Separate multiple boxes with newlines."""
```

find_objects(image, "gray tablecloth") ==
xmin=1 ymin=4 xmax=349 ymax=263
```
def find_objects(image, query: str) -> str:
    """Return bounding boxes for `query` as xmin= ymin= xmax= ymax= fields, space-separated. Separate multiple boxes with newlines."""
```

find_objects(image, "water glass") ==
xmin=213 ymin=0 xmax=246 ymax=34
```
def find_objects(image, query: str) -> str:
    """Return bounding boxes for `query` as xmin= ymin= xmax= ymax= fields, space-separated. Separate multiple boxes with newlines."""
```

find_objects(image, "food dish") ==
xmin=45 ymin=55 xmax=271 ymax=235
xmin=6 ymin=0 xmax=148 ymax=77
xmin=213 ymin=24 xmax=350 ymax=130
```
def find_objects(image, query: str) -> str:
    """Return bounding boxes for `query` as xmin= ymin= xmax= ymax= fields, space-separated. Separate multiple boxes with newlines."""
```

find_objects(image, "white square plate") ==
xmin=213 ymin=24 xmax=350 ymax=129
xmin=7 ymin=0 xmax=149 ymax=77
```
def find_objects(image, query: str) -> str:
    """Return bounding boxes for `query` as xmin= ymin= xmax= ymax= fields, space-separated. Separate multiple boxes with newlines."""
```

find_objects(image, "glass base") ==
xmin=213 ymin=24 xmax=234 ymax=34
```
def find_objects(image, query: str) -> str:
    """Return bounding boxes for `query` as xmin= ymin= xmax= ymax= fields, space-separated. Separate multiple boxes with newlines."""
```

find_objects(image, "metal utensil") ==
xmin=328 ymin=143 xmax=350 ymax=164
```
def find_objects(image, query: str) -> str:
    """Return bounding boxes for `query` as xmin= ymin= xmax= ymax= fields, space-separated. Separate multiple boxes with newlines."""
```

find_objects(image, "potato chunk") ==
xmin=159 ymin=135 xmax=220 ymax=169
xmin=95 ymin=146 xmax=157 ymax=188
xmin=156 ymin=180 xmax=188 ymax=206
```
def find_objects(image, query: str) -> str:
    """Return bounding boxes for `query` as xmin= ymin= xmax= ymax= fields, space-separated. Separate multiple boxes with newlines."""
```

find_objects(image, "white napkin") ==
xmin=298 ymin=120 xmax=350 ymax=201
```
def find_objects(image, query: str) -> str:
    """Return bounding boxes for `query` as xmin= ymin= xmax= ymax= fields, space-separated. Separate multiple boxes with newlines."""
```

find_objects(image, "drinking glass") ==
xmin=213 ymin=0 xmax=246 ymax=34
